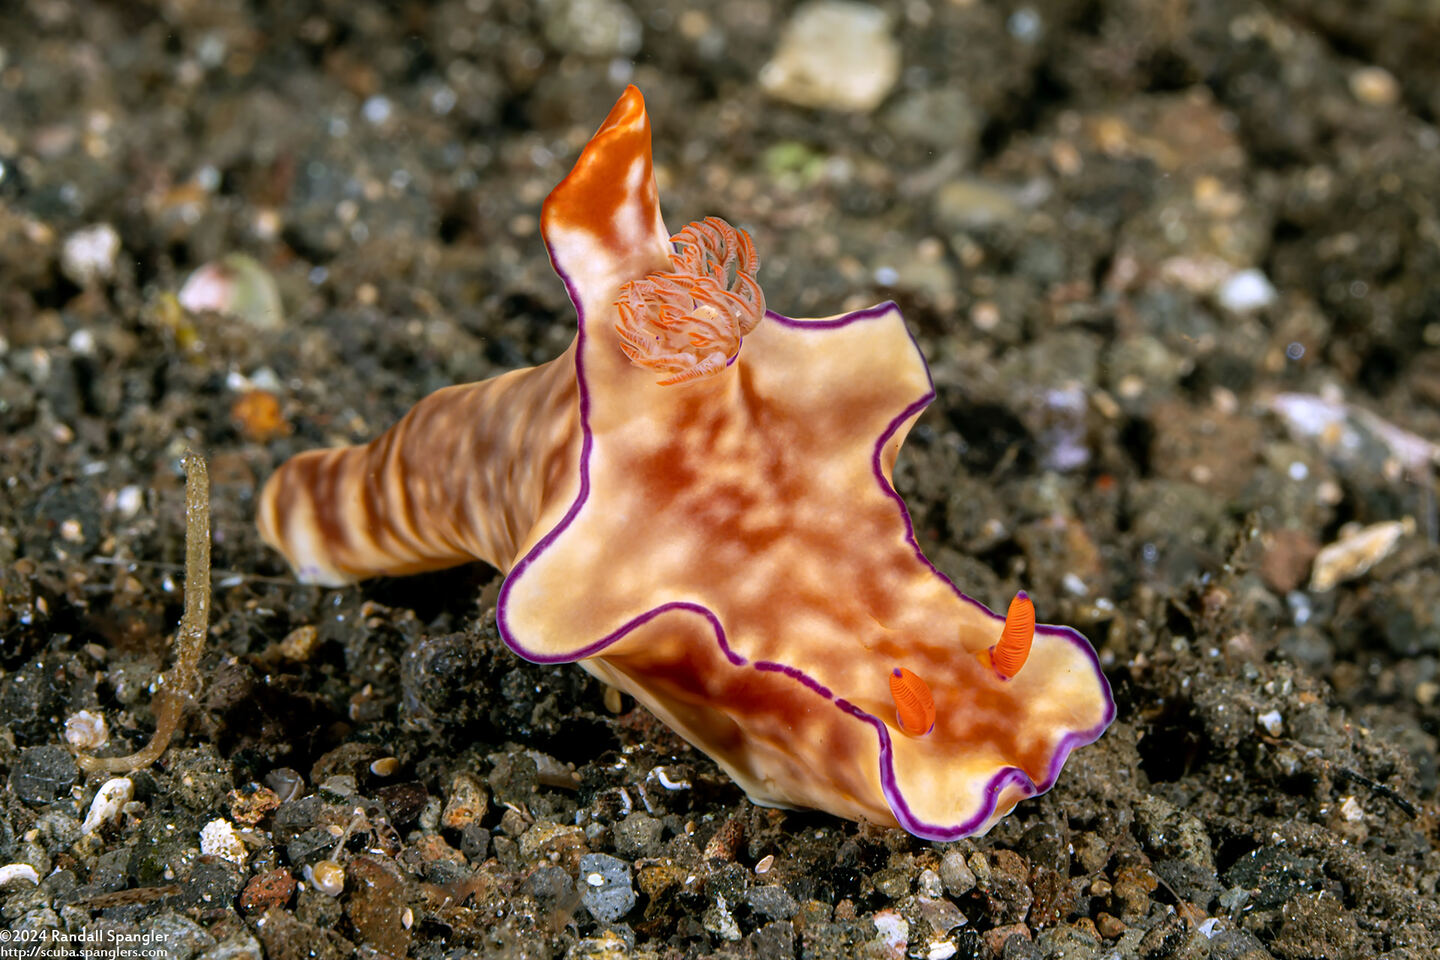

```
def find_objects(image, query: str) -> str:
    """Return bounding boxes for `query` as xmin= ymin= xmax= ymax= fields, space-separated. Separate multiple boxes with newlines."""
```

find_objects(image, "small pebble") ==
xmin=1416 ymin=681 xmax=1438 ymax=707
xmin=577 ymin=853 xmax=635 ymax=922
xmin=114 ymin=485 xmax=144 ymax=518
xmin=1256 ymin=710 xmax=1284 ymax=737
xmin=918 ymin=867 xmax=944 ymax=898
xmin=441 ymin=772 xmax=489 ymax=829
xmin=1349 ymin=66 xmax=1400 ymax=106
xmin=939 ymin=849 xmax=976 ymax=896
xmin=873 ymin=909 xmax=909 ymax=954
xmin=60 ymin=223 xmax=121 ymax=286
xmin=745 ymin=884 xmax=798 ymax=921
xmin=9 ymin=745 xmax=79 ymax=804
xmin=277 ymin=625 xmax=319 ymax=662
xmin=1339 ymin=795 xmax=1364 ymax=822
xmin=760 ymin=0 xmax=900 ymax=113
xmin=1096 ymin=912 xmax=1126 ymax=938
xmin=538 ymin=0 xmax=642 ymax=57
xmin=1217 ymin=268 xmax=1277 ymax=313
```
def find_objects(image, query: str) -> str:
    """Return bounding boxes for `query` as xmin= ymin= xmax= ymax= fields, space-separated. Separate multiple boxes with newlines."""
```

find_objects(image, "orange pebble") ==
xmin=232 ymin=389 xmax=290 ymax=443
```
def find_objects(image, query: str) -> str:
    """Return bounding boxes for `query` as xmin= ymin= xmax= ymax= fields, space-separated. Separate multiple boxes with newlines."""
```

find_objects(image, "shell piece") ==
xmin=65 ymin=709 xmax=109 ymax=751
xmin=0 ymin=864 xmax=40 ymax=887
xmin=81 ymin=777 xmax=133 ymax=835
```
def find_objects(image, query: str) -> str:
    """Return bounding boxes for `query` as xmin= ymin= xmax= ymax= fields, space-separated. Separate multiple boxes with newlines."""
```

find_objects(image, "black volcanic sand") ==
xmin=1 ymin=2 xmax=1437 ymax=958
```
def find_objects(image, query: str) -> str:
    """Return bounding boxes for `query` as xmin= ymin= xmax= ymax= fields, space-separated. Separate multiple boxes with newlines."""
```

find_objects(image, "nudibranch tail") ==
xmin=987 ymin=591 xmax=1036 ymax=679
xmin=614 ymin=216 xmax=765 ymax=385
xmin=257 ymin=358 xmax=580 ymax=586
xmin=889 ymin=667 xmax=936 ymax=736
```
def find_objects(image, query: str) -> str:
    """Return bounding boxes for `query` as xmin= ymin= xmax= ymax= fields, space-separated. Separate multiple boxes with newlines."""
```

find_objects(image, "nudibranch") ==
xmin=257 ymin=87 xmax=1113 ymax=839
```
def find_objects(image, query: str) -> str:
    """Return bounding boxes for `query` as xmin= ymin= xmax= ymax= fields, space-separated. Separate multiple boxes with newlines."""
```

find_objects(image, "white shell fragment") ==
xmin=0 ymin=864 xmax=41 ymax=887
xmin=64 ymin=709 xmax=110 ymax=751
xmin=82 ymin=777 xmax=134 ymax=835
xmin=1308 ymin=519 xmax=1412 ymax=592
xmin=1271 ymin=392 xmax=1439 ymax=475
xmin=178 ymin=253 xmax=285 ymax=329
xmin=200 ymin=818 xmax=248 ymax=865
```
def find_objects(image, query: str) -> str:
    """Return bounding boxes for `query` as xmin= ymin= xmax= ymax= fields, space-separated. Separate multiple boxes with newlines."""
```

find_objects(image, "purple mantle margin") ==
xmin=497 ymin=248 xmax=1116 ymax=840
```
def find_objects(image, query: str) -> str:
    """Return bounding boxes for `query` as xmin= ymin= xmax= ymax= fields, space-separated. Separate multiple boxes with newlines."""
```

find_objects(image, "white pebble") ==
xmin=873 ymin=909 xmax=909 ymax=953
xmin=200 ymin=818 xmax=247 ymax=865
xmin=1217 ymin=268 xmax=1277 ymax=312
xmin=1339 ymin=795 xmax=1365 ymax=822
xmin=760 ymin=1 xmax=900 ymax=113
xmin=82 ymin=777 xmax=133 ymax=835
xmin=68 ymin=329 xmax=96 ymax=355
xmin=61 ymin=224 xmax=121 ymax=287
xmin=362 ymin=95 xmax=393 ymax=126
xmin=1349 ymin=66 xmax=1399 ymax=107
xmin=1256 ymin=709 xmax=1284 ymax=737
xmin=114 ymin=485 xmax=144 ymax=518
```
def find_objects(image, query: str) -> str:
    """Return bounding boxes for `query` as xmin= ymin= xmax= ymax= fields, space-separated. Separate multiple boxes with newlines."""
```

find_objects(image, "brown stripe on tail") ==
xmin=257 ymin=349 xmax=581 ymax=585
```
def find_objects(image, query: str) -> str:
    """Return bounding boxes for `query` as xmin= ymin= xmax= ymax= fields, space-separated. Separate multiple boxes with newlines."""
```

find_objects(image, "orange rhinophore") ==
xmin=615 ymin=217 xmax=765 ymax=385
xmin=889 ymin=667 xmax=935 ymax=736
xmin=257 ymin=86 xmax=1114 ymax=840
xmin=989 ymin=592 xmax=1036 ymax=679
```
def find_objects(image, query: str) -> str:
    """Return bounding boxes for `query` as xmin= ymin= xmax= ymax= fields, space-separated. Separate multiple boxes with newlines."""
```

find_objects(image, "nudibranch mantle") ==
xmin=258 ymin=86 xmax=1114 ymax=840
